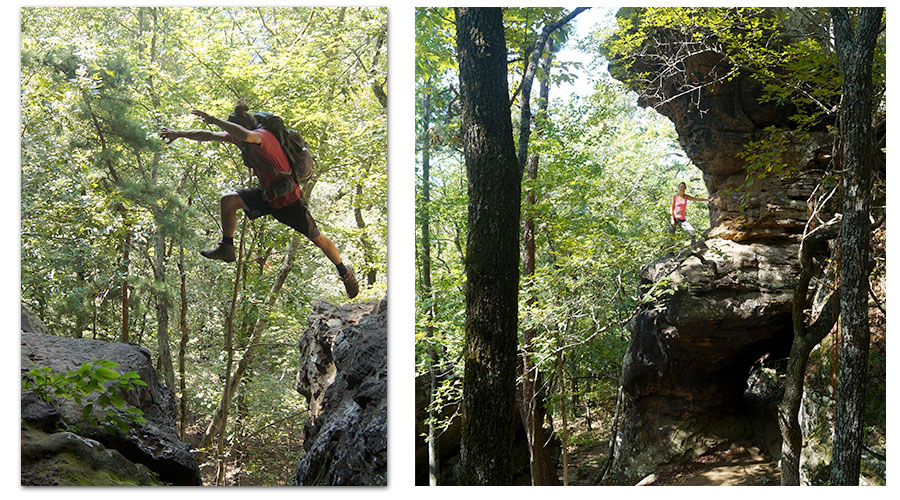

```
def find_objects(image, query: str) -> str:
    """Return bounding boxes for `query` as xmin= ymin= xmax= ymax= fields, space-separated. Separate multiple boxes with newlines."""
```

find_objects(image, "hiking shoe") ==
xmin=200 ymin=242 xmax=236 ymax=263
xmin=341 ymin=265 xmax=359 ymax=299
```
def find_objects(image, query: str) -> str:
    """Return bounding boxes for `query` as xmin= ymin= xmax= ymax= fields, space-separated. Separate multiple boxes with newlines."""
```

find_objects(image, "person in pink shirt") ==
xmin=160 ymin=103 xmax=359 ymax=299
xmin=668 ymin=181 xmax=710 ymax=243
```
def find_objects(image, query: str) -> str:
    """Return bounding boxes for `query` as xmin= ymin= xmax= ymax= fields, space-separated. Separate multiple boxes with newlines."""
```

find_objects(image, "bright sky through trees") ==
xmin=555 ymin=7 xmax=615 ymax=100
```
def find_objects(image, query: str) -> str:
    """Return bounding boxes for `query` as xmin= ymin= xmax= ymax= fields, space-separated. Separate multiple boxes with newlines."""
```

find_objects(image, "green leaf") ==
xmin=95 ymin=367 xmax=121 ymax=381
xmin=111 ymin=393 xmax=125 ymax=409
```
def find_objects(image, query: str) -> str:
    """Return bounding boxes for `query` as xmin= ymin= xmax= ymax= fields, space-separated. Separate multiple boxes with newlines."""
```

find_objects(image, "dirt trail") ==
xmin=642 ymin=447 xmax=780 ymax=486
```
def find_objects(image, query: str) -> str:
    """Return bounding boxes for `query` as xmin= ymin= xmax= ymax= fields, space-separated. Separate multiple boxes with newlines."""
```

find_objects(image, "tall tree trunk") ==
xmin=121 ymin=229 xmax=130 ymax=343
xmin=455 ymin=7 xmax=520 ymax=485
xmin=515 ymin=8 xmax=587 ymax=173
xmin=557 ymin=325 xmax=570 ymax=486
xmin=144 ymin=8 xmax=174 ymax=390
xmin=154 ymin=231 xmax=176 ymax=391
xmin=420 ymin=88 xmax=442 ymax=486
xmin=234 ymin=375 xmax=250 ymax=486
xmin=73 ymin=270 xmax=87 ymax=339
xmin=778 ymin=217 xmax=841 ymax=485
xmin=354 ymin=183 xmax=377 ymax=286
xmin=201 ymin=236 xmax=300 ymax=448
xmin=830 ymin=7 xmax=881 ymax=486
xmin=216 ymin=216 xmax=248 ymax=485
xmin=177 ymin=243 xmax=190 ymax=440
xmin=517 ymin=37 xmax=559 ymax=486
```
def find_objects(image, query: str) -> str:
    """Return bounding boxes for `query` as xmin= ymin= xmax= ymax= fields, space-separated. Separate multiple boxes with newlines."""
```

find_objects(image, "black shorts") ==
xmin=237 ymin=187 xmax=321 ymax=240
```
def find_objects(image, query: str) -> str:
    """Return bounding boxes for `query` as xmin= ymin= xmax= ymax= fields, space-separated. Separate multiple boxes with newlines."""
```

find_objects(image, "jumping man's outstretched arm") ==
xmin=159 ymin=109 xmax=262 ymax=145
xmin=191 ymin=110 xmax=261 ymax=145
xmin=160 ymin=128 xmax=229 ymax=143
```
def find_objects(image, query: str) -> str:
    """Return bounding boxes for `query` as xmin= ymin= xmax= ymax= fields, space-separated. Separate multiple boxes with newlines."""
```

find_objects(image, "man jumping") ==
xmin=160 ymin=103 xmax=359 ymax=299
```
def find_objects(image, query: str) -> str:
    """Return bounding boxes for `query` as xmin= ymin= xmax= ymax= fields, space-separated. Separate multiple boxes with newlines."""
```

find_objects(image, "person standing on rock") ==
xmin=160 ymin=103 xmax=359 ymax=299
xmin=669 ymin=181 xmax=710 ymax=244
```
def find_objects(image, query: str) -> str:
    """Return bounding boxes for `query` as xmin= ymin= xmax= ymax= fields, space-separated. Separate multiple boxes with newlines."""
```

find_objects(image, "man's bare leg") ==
xmin=310 ymin=234 xmax=342 ymax=265
xmin=221 ymin=192 xmax=248 ymax=238
xmin=310 ymin=233 xmax=359 ymax=298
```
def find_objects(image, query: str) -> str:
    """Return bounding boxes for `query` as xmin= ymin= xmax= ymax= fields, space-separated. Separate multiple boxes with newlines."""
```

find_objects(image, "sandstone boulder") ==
xmin=22 ymin=426 xmax=166 ymax=486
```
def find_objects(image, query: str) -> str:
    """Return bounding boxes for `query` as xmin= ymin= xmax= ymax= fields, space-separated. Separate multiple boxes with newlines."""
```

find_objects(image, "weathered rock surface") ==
xmin=292 ymin=298 xmax=387 ymax=486
xmin=606 ymin=8 xmax=836 ymax=481
xmin=22 ymin=425 xmax=166 ymax=486
xmin=21 ymin=317 xmax=201 ymax=486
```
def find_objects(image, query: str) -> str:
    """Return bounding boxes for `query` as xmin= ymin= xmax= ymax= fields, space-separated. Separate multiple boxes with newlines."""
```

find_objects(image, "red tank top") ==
xmin=231 ymin=129 xmax=301 ymax=208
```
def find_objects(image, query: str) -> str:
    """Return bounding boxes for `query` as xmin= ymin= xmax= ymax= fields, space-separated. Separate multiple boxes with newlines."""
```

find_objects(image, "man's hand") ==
xmin=159 ymin=128 xmax=182 ymax=144
xmin=192 ymin=110 xmax=214 ymax=124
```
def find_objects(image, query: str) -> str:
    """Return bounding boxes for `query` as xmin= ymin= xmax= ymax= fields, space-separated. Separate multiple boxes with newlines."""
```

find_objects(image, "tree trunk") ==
xmin=73 ymin=270 xmax=87 ymax=339
xmin=177 ymin=243 xmax=190 ymax=441
xmin=122 ymin=229 xmax=130 ymax=343
xmin=455 ymin=7 xmax=520 ymax=486
xmin=557 ymin=326 xmax=570 ymax=486
xmin=830 ymin=7 xmax=881 ymax=486
xmin=201 ymin=236 xmax=300 ymax=448
xmin=354 ymin=183 xmax=377 ymax=286
xmin=515 ymin=8 xmax=587 ymax=173
xmin=420 ymin=88 xmax=442 ymax=486
xmin=154 ymin=231 xmax=176 ymax=391
xmin=215 ymin=216 xmax=248 ymax=485
xmin=516 ymin=37 xmax=559 ymax=487
xmin=778 ymin=217 xmax=841 ymax=485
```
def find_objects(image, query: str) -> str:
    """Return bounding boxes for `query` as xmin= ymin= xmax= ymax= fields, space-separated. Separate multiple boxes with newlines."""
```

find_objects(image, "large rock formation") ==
xmin=21 ymin=312 xmax=201 ymax=486
xmin=605 ymin=9 xmax=837 ymax=481
xmin=292 ymin=298 xmax=387 ymax=486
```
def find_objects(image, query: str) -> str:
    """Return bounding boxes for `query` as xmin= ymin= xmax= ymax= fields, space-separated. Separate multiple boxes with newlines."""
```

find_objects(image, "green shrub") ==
xmin=22 ymin=359 xmax=149 ymax=434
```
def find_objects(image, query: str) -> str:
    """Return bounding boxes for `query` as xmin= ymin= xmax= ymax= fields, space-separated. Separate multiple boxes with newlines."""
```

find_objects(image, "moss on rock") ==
xmin=21 ymin=425 xmax=166 ymax=486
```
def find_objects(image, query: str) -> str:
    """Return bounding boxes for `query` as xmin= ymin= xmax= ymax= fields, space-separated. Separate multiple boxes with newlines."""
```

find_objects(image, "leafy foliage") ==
xmin=23 ymin=359 xmax=149 ymax=434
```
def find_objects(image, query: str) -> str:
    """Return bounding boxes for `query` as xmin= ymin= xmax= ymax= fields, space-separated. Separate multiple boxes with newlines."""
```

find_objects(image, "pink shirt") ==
xmin=672 ymin=195 xmax=687 ymax=220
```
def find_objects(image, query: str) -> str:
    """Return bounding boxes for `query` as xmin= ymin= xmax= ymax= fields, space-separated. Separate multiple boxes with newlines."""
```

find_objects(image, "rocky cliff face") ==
xmin=20 ymin=308 xmax=201 ymax=486
xmin=606 ymin=10 xmax=835 ymax=481
xmin=292 ymin=298 xmax=387 ymax=486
